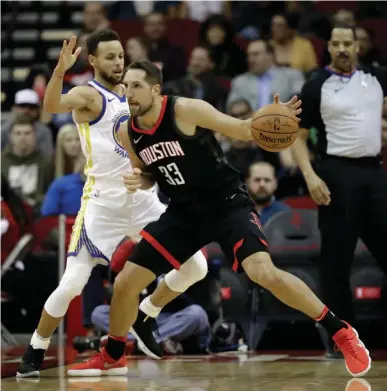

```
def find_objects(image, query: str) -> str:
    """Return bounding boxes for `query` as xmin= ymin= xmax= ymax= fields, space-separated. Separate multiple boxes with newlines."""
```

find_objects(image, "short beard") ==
xmin=131 ymin=97 xmax=153 ymax=117
xmin=100 ymin=70 xmax=122 ymax=86
xmin=252 ymin=193 xmax=272 ymax=206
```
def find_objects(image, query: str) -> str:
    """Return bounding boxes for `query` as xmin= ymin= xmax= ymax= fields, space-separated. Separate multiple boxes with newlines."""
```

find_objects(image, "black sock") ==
xmin=105 ymin=335 xmax=125 ymax=360
xmin=316 ymin=307 xmax=347 ymax=337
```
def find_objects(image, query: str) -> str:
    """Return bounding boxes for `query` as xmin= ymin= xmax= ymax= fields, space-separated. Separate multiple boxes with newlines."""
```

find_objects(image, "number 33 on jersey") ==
xmin=128 ymin=96 xmax=240 ymax=204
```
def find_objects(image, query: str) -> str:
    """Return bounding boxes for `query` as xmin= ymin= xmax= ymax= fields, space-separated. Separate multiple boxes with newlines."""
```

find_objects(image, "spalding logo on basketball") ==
xmin=251 ymin=104 xmax=299 ymax=152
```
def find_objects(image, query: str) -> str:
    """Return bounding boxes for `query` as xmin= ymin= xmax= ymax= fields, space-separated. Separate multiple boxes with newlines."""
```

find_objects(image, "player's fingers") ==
xmin=321 ymin=180 xmax=331 ymax=196
xmin=293 ymin=99 xmax=302 ymax=109
xmin=133 ymin=167 xmax=142 ymax=176
xmin=273 ymin=93 xmax=280 ymax=104
xmin=317 ymin=185 xmax=331 ymax=205
xmin=123 ymin=176 xmax=141 ymax=185
xmin=68 ymin=36 xmax=77 ymax=50
xmin=310 ymin=189 xmax=322 ymax=205
xmin=62 ymin=40 xmax=67 ymax=50
xmin=73 ymin=47 xmax=82 ymax=58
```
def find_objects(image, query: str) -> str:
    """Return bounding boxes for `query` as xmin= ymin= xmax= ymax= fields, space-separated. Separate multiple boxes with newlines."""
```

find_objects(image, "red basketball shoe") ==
xmin=333 ymin=322 xmax=371 ymax=377
xmin=67 ymin=348 xmax=127 ymax=377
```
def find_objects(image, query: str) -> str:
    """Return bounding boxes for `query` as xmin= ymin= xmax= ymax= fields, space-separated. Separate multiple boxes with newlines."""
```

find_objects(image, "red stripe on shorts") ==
xmin=232 ymin=238 xmax=245 ymax=272
xmin=140 ymin=230 xmax=181 ymax=270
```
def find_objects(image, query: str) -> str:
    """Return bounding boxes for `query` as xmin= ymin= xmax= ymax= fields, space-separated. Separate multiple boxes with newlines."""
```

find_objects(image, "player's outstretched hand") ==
xmin=123 ymin=168 xmax=143 ymax=193
xmin=56 ymin=36 xmax=82 ymax=74
xmin=273 ymin=93 xmax=302 ymax=122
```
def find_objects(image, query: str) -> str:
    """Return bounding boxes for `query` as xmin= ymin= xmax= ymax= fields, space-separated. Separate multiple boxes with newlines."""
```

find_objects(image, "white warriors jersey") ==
xmin=74 ymin=80 xmax=133 ymax=210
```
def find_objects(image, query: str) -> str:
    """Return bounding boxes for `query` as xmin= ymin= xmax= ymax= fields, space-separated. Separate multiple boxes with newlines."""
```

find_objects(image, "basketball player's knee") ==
xmin=186 ymin=251 xmax=208 ymax=281
xmin=59 ymin=275 xmax=86 ymax=298
xmin=242 ymin=252 xmax=280 ymax=289
xmin=113 ymin=261 xmax=151 ymax=296
xmin=164 ymin=251 xmax=208 ymax=293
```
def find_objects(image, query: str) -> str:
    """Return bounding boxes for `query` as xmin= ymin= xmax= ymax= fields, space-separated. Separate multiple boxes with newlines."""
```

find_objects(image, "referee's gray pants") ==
xmin=315 ymin=155 xmax=387 ymax=323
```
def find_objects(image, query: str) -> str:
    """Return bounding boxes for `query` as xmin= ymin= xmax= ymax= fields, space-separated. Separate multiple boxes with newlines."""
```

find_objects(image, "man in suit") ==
xmin=164 ymin=45 xmax=228 ymax=112
xmin=227 ymin=40 xmax=305 ymax=111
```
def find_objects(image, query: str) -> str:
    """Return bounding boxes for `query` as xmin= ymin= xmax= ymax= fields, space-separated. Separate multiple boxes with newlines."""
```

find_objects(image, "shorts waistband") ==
xmin=319 ymin=154 xmax=382 ymax=168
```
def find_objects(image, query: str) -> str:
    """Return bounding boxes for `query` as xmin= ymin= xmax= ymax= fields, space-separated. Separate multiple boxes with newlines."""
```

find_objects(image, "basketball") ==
xmin=251 ymin=104 xmax=299 ymax=152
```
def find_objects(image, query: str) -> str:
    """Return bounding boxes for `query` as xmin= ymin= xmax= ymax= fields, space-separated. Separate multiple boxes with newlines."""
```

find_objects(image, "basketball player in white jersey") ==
xmin=17 ymin=30 xmax=207 ymax=378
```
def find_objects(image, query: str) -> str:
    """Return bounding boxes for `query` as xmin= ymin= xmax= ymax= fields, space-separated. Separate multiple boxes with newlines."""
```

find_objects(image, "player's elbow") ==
xmin=43 ymin=98 xmax=59 ymax=114
xmin=241 ymin=119 xmax=253 ymax=141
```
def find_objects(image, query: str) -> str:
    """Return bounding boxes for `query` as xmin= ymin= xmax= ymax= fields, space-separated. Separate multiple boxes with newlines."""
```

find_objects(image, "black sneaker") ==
xmin=130 ymin=310 xmax=163 ymax=360
xmin=73 ymin=336 xmax=101 ymax=353
xmin=17 ymin=345 xmax=45 ymax=378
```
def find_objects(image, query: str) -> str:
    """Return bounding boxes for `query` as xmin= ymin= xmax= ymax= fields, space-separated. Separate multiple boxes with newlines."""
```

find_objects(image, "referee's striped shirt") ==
xmin=299 ymin=66 xmax=387 ymax=158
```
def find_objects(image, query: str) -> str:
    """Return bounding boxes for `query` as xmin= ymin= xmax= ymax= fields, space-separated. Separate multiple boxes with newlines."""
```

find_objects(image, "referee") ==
xmin=292 ymin=24 xmax=387 ymax=354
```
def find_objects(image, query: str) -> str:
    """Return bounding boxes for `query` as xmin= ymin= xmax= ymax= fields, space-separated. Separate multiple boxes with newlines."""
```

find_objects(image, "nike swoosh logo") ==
xmin=134 ymin=135 xmax=143 ymax=144
xmin=104 ymin=362 xmax=118 ymax=369
xmin=108 ymin=98 xmax=115 ymax=102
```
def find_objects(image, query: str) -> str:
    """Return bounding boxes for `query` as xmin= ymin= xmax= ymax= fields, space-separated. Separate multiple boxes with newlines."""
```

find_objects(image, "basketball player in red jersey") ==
xmin=68 ymin=61 xmax=371 ymax=378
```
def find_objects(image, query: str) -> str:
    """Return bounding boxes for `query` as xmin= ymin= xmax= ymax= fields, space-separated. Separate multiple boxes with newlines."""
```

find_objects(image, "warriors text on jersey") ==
xmin=74 ymin=80 xmax=130 ymax=209
xmin=128 ymin=95 xmax=247 ymax=207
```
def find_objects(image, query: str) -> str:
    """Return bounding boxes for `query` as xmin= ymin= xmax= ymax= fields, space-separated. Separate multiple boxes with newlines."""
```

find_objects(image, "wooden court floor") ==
xmin=2 ymin=352 xmax=387 ymax=391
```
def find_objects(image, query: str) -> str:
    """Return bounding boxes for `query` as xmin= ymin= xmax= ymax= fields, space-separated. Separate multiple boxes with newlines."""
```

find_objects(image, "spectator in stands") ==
xmin=199 ymin=15 xmax=247 ymax=79
xmin=1 ymin=114 xmax=54 ymax=212
xmin=1 ymin=89 xmax=53 ymax=157
xmin=126 ymin=36 xmax=149 ymax=63
xmin=270 ymin=12 xmax=318 ymax=73
xmin=55 ymin=124 xmax=82 ymax=178
xmin=24 ymin=65 xmax=51 ymax=102
xmin=1 ymin=176 xmax=29 ymax=262
xmin=227 ymin=40 xmax=304 ymax=111
xmin=163 ymin=45 xmax=228 ymax=111
xmin=246 ymin=161 xmax=290 ymax=226
xmin=356 ymin=27 xmax=385 ymax=67
xmin=178 ymin=1 xmax=230 ymax=22
xmin=108 ymin=1 xmax=180 ymax=21
xmin=41 ymin=156 xmax=85 ymax=217
xmin=143 ymin=11 xmax=186 ymax=81
xmin=230 ymin=1 xmax=285 ymax=40
xmin=332 ymin=9 xmax=356 ymax=27
xmin=82 ymin=2 xmax=110 ymax=34
xmin=224 ymin=100 xmax=280 ymax=176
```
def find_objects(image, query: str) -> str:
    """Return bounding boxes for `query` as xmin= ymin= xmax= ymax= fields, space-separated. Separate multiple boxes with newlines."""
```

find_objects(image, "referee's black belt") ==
xmin=318 ymin=154 xmax=382 ymax=168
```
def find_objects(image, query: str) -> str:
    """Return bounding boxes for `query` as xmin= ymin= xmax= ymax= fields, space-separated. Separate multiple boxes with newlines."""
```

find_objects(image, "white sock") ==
xmin=139 ymin=296 xmax=162 ymax=318
xmin=30 ymin=330 xmax=51 ymax=350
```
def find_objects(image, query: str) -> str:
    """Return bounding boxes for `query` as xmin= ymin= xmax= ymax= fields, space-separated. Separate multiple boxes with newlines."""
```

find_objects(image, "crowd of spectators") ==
xmin=2 ymin=1 xmax=387 ymax=350
xmin=3 ymin=1 xmax=386 ymax=223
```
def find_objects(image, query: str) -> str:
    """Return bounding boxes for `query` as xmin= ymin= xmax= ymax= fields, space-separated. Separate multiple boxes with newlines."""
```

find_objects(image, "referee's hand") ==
xmin=305 ymin=172 xmax=331 ymax=206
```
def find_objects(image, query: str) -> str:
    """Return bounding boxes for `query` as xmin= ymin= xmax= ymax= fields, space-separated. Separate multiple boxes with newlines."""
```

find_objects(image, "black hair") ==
xmin=126 ymin=61 xmax=163 ymax=86
xmin=199 ymin=14 xmax=235 ymax=46
xmin=331 ymin=23 xmax=358 ymax=40
xmin=12 ymin=113 xmax=34 ymax=129
xmin=275 ymin=12 xmax=300 ymax=30
xmin=248 ymin=39 xmax=275 ymax=55
xmin=86 ymin=28 xmax=121 ymax=56
xmin=24 ymin=65 xmax=51 ymax=89
xmin=192 ymin=43 xmax=217 ymax=64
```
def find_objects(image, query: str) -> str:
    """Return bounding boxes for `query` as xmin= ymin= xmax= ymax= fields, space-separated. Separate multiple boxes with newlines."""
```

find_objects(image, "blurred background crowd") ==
xmin=2 ymin=1 xmax=387 ymax=355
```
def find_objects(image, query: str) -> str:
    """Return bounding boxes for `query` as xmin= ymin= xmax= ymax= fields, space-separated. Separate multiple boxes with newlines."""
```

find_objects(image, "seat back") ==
xmin=263 ymin=209 xmax=320 ymax=261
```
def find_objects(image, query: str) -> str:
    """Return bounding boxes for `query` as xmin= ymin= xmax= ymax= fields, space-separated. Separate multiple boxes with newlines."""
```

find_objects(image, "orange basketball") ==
xmin=251 ymin=104 xmax=299 ymax=152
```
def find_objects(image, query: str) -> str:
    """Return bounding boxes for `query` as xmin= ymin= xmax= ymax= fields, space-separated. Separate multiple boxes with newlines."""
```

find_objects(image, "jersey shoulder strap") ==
xmin=87 ymin=80 xmax=126 ymax=103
